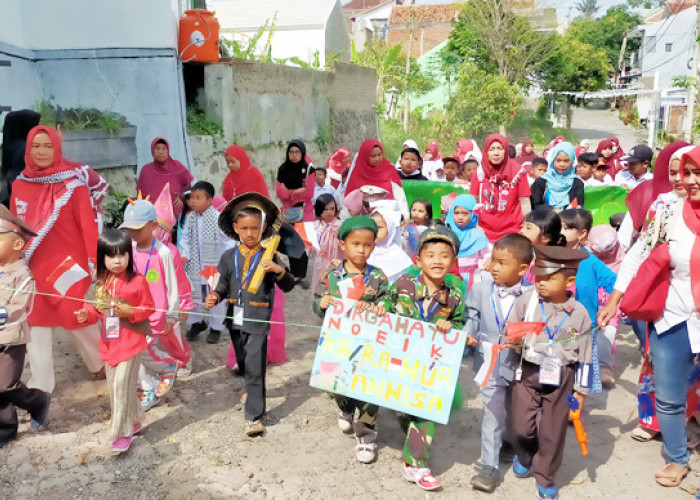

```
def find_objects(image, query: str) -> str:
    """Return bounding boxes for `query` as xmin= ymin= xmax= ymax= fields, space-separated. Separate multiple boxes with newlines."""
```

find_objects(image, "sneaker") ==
xmin=30 ymin=391 xmax=51 ymax=432
xmin=230 ymin=364 xmax=244 ymax=377
xmin=206 ymin=329 xmax=221 ymax=344
xmin=470 ymin=465 xmax=499 ymax=492
xmin=513 ymin=455 xmax=531 ymax=478
xmin=110 ymin=436 xmax=133 ymax=454
xmin=337 ymin=411 xmax=354 ymax=434
xmin=355 ymin=442 xmax=377 ymax=464
xmin=402 ymin=463 xmax=442 ymax=491
xmin=139 ymin=389 xmax=158 ymax=412
xmin=155 ymin=363 xmax=177 ymax=397
xmin=536 ymin=484 xmax=558 ymax=499
xmin=185 ymin=322 xmax=207 ymax=340
xmin=245 ymin=420 xmax=265 ymax=436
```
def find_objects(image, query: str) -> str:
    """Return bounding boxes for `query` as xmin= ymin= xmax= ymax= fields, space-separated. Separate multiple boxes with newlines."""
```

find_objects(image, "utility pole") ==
xmin=402 ymin=11 xmax=415 ymax=132
xmin=685 ymin=2 xmax=700 ymax=142
xmin=649 ymin=71 xmax=660 ymax=149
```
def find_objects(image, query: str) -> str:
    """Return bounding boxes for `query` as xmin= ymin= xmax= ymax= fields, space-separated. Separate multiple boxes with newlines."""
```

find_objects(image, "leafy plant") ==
xmin=35 ymin=99 xmax=130 ymax=133
xmin=186 ymin=105 xmax=222 ymax=137
xmin=102 ymin=189 xmax=130 ymax=229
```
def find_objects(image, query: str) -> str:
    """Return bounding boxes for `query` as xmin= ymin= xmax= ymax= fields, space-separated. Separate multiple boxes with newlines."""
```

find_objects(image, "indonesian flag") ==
xmin=337 ymin=274 xmax=366 ymax=301
xmin=473 ymin=342 xmax=505 ymax=389
xmin=505 ymin=321 xmax=547 ymax=343
xmin=46 ymin=256 xmax=89 ymax=296
xmin=294 ymin=222 xmax=320 ymax=252
xmin=200 ymin=265 xmax=220 ymax=291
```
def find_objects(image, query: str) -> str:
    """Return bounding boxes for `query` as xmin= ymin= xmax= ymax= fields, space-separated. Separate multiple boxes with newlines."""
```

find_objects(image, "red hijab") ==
xmin=456 ymin=139 xmax=474 ymax=163
xmin=596 ymin=139 xmax=618 ymax=171
xmin=326 ymin=147 xmax=351 ymax=188
xmin=345 ymin=139 xmax=401 ymax=198
xmin=22 ymin=125 xmax=76 ymax=178
xmin=516 ymin=140 xmax=537 ymax=165
xmin=625 ymin=141 xmax=689 ymax=231
xmin=481 ymin=134 xmax=521 ymax=182
xmin=222 ymin=145 xmax=269 ymax=200
xmin=609 ymin=136 xmax=625 ymax=159
xmin=680 ymin=146 xmax=700 ymax=312
xmin=425 ymin=140 xmax=443 ymax=160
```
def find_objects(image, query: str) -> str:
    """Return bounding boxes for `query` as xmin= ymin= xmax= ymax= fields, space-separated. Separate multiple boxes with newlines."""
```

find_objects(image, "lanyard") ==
xmin=134 ymin=239 xmax=156 ymax=275
xmin=235 ymin=248 xmax=262 ymax=290
xmin=490 ymin=286 xmax=517 ymax=333
xmin=318 ymin=222 xmax=330 ymax=242
xmin=415 ymin=278 xmax=440 ymax=322
xmin=541 ymin=301 xmax=570 ymax=342
xmin=338 ymin=263 xmax=371 ymax=283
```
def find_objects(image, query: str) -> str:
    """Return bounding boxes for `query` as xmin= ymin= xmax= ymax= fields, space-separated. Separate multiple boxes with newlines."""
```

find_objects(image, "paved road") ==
xmin=571 ymin=105 xmax=648 ymax=150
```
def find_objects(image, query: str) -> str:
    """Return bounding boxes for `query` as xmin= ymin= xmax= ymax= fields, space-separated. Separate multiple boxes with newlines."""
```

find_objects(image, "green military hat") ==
xmin=415 ymin=223 xmax=460 ymax=255
xmin=338 ymin=215 xmax=378 ymax=241
xmin=531 ymin=245 xmax=589 ymax=276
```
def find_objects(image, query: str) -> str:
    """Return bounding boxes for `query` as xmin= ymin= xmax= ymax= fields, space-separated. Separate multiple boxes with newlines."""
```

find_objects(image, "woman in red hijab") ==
xmin=11 ymin=125 xmax=103 ymax=393
xmin=325 ymin=147 xmax=351 ymax=189
xmin=609 ymin=136 xmax=625 ymax=160
xmin=596 ymin=139 xmax=620 ymax=177
xmin=469 ymin=134 xmax=531 ymax=241
xmin=221 ymin=145 xmax=269 ymax=200
xmin=424 ymin=140 xmax=443 ymax=161
xmin=516 ymin=140 xmax=537 ymax=165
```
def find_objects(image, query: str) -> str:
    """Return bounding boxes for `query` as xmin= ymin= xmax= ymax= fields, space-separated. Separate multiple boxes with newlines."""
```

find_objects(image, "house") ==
xmin=211 ymin=0 xmax=351 ymax=65
xmin=386 ymin=4 xmax=461 ymax=58
xmin=345 ymin=0 xmax=401 ymax=49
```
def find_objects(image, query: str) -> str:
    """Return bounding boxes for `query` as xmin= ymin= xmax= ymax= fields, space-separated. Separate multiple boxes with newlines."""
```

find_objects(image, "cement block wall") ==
xmin=194 ymin=60 xmax=377 ymax=196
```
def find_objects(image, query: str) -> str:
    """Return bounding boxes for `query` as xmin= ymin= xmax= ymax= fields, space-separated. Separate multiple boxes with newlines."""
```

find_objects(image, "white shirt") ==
xmin=615 ymin=169 xmax=653 ymax=190
xmin=586 ymin=174 xmax=614 ymax=187
xmin=312 ymin=184 xmax=339 ymax=205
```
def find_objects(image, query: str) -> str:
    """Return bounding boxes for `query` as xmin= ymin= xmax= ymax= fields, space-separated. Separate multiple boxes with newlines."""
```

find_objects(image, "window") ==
xmin=646 ymin=35 xmax=656 ymax=53
xmin=665 ymin=42 xmax=673 ymax=52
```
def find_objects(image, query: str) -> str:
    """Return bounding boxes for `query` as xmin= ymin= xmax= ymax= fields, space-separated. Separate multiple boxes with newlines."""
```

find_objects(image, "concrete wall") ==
xmin=195 ymin=60 xmax=377 ymax=195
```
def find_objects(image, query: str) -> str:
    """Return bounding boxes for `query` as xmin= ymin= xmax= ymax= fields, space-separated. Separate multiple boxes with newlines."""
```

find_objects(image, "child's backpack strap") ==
xmin=524 ymin=290 xmax=539 ymax=322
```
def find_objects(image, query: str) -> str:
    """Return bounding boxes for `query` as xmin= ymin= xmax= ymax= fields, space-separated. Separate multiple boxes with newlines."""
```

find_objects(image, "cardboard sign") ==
xmin=309 ymin=301 xmax=467 ymax=424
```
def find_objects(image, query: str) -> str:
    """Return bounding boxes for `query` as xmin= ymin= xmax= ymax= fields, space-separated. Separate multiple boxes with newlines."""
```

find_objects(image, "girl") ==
xmin=176 ymin=190 xmax=191 ymax=251
xmin=404 ymin=199 xmax=432 ymax=255
xmin=310 ymin=194 xmax=343 ymax=297
xmin=222 ymin=145 xmax=269 ymax=201
xmin=596 ymin=139 xmax=620 ymax=176
xmin=531 ymin=142 xmax=584 ymax=211
xmin=76 ymin=229 xmax=154 ymax=454
xmin=368 ymin=205 xmax=413 ymax=283
xmin=445 ymin=194 xmax=489 ymax=290
xmin=516 ymin=140 xmax=537 ymax=165
xmin=520 ymin=206 xmax=566 ymax=247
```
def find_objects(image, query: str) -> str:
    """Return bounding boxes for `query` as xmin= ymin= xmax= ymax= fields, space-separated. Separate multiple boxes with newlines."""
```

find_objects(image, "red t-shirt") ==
xmin=470 ymin=169 xmax=531 ymax=241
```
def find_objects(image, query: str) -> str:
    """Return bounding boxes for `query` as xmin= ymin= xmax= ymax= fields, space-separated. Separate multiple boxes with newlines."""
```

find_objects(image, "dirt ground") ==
xmin=0 ymin=279 xmax=698 ymax=500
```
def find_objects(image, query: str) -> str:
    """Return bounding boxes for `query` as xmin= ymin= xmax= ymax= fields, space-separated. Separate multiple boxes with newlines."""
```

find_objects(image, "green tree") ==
xmin=575 ymin=0 xmax=600 ymax=18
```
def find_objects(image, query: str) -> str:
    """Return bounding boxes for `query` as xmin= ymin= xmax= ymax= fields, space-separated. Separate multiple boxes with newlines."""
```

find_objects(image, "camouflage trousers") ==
xmin=397 ymin=413 xmax=435 ymax=468
xmin=333 ymin=395 xmax=379 ymax=443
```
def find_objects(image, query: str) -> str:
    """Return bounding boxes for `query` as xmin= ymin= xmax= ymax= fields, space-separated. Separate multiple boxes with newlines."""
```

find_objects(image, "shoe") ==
xmin=186 ymin=322 xmax=207 ymax=340
xmin=138 ymin=389 xmax=158 ymax=412
xmin=230 ymin=364 xmax=244 ymax=377
xmin=206 ymin=329 xmax=221 ymax=344
xmin=132 ymin=422 xmax=143 ymax=435
xmin=601 ymin=366 xmax=616 ymax=388
xmin=338 ymin=411 xmax=354 ymax=434
xmin=300 ymin=280 xmax=310 ymax=290
xmin=500 ymin=441 xmax=515 ymax=463
xmin=513 ymin=455 xmax=530 ymax=478
xmin=536 ymin=484 xmax=558 ymax=499
xmin=470 ymin=465 xmax=499 ymax=492
xmin=30 ymin=391 xmax=51 ymax=432
xmin=155 ymin=363 xmax=177 ymax=397
xmin=245 ymin=420 xmax=265 ymax=436
xmin=355 ymin=442 xmax=377 ymax=463
xmin=402 ymin=463 xmax=442 ymax=491
xmin=110 ymin=436 xmax=133 ymax=454
xmin=177 ymin=358 xmax=192 ymax=378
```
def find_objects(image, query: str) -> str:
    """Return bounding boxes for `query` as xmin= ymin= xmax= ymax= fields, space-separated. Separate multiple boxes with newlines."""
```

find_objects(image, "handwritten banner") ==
xmin=309 ymin=301 xmax=467 ymax=424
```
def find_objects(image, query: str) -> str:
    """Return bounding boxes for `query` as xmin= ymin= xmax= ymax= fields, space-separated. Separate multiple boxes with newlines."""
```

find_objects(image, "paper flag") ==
xmin=473 ymin=342 xmax=505 ymax=389
xmin=337 ymin=275 xmax=365 ymax=301
xmin=199 ymin=265 xmax=220 ymax=291
xmin=46 ymin=256 xmax=89 ymax=296
xmin=294 ymin=222 xmax=321 ymax=252
xmin=505 ymin=321 xmax=547 ymax=343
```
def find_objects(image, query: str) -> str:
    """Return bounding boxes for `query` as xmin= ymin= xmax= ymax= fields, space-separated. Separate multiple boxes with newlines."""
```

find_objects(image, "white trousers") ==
xmin=27 ymin=324 xmax=104 ymax=393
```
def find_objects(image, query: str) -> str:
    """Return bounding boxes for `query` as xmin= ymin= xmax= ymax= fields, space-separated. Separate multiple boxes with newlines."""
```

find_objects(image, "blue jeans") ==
xmin=631 ymin=318 xmax=647 ymax=352
xmin=648 ymin=321 xmax=694 ymax=466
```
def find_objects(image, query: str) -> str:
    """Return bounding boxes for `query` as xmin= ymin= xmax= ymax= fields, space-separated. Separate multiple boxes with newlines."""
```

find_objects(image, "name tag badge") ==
xmin=233 ymin=305 xmax=244 ymax=327
xmin=539 ymin=355 xmax=561 ymax=386
xmin=105 ymin=315 xmax=120 ymax=340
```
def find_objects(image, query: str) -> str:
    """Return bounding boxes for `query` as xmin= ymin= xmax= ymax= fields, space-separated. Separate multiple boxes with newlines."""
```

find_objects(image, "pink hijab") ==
xmin=587 ymin=225 xmax=625 ymax=273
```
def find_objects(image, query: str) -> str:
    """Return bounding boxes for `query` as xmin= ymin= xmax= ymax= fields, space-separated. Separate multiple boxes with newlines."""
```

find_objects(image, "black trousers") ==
xmin=288 ymin=252 xmax=308 ymax=279
xmin=0 ymin=345 xmax=47 ymax=441
xmin=229 ymin=329 xmax=268 ymax=421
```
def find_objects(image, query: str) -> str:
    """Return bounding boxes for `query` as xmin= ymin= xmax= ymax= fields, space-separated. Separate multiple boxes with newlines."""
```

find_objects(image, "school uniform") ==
xmin=464 ymin=275 xmax=534 ymax=469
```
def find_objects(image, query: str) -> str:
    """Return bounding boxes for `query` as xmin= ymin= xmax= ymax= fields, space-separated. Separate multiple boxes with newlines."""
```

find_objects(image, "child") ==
xmin=615 ymin=144 xmax=654 ymax=191
xmin=509 ymin=245 xmax=592 ymax=499
xmin=76 ymin=229 xmax=154 ymax=454
xmin=0 ymin=206 xmax=51 ymax=447
xmin=531 ymin=142 xmax=584 ymax=210
xmin=529 ymin=157 xmax=548 ymax=186
xmin=520 ymin=206 xmax=566 ymax=247
xmin=181 ymin=181 xmax=234 ymax=344
xmin=309 ymin=193 xmax=343 ymax=297
xmin=368 ymin=204 xmax=413 ymax=283
xmin=445 ymin=194 xmax=490 ymax=290
xmin=205 ymin=193 xmax=295 ymax=436
xmin=380 ymin=225 xmax=466 ymax=491
xmin=443 ymin=157 xmax=460 ymax=182
xmin=398 ymin=147 xmax=427 ymax=180
xmin=120 ymin=199 xmax=182 ymax=410
xmin=559 ymin=209 xmax=617 ymax=386
xmin=314 ymin=215 xmax=389 ymax=464
xmin=404 ymin=199 xmax=432 ymax=255
xmin=465 ymin=234 xmax=535 ymax=492
xmin=576 ymin=152 xmax=598 ymax=187
xmin=311 ymin=167 xmax=338 ymax=204
xmin=459 ymin=155 xmax=479 ymax=186
xmin=176 ymin=190 xmax=191 ymax=249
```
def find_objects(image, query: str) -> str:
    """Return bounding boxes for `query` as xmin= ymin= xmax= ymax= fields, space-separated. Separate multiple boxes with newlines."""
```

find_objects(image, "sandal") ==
xmin=654 ymin=463 xmax=689 ymax=487
xmin=245 ymin=420 xmax=265 ymax=436
xmin=631 ymin=426 xmax=659 ymax=442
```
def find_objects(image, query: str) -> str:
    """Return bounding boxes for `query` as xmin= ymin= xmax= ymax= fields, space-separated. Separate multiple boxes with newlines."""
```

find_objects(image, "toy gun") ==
xmin=567 ymin=395 xmax=588 ymax=456
xmin=247 ymin=214 xmax=282 ymax=294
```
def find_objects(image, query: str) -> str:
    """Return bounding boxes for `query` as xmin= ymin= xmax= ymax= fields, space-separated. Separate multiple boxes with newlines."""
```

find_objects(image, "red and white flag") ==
xmin=200 ymin=265 xmax=220 ymax=291
xmin=294 ymin=222 xmax=320 ymax=252
xmin=46 ymin=256 xmax=89 ymax=296
xmin=473 ymin=342 xmax=505 ymax=389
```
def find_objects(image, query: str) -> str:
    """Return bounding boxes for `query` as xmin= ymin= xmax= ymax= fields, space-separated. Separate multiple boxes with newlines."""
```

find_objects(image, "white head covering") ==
xmin=368 ymin=205 xmax=413 ymax=281
xmin=396 ymin=139 xmax=420 ymax=169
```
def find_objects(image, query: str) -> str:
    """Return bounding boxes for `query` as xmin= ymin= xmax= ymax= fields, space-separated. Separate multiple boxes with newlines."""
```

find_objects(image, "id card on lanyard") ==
xmin=539 ymin=301 xmax=569 ymax=386
xmin=233 ymin=248 xmax=262 ymax=326
xmin=105 ymin=279 xmax=121 ymax=341
xmin=415 ymin=278 xmax=440 ymax=322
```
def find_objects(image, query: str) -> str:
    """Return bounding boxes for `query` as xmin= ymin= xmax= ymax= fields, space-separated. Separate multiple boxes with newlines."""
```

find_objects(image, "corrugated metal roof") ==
xmin=211 ymin=0 xmax=338 ymax=31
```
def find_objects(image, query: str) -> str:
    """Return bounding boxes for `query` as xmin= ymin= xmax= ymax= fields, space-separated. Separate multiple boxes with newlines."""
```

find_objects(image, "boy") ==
xmin=591 ymin=162 xmax=613 ymax=186
xmin=314 ymin=215 xmax=389 ymax=464
xmin=398 ymin=148 xmax=428 ymax=180
xmin=459 ymin=155 xmax=479 ymax=185
xmin=465 ymin=234 xmax=535 ymax=492
xmin=443 ymin=157 xmax=460 ymax=182
xmin=181 ymin=181 xmax=234 ymax=344
xmin=311 ymin=167 xmax=338 ymax=204
xmin=380 ymin=225 xmax=465 ymax=491
xmin=205 ymin=193 xmax=294 ymax=436
xmin=0 ymin=205 xmax=51 ymax=446
xmin=530 ymin=157 xmax=548 ymax=186
xmin=615 ymin=144 xmax=653 ymax=191
xmin=559 ymin=209 xmax=617 ymax=386
xmin=510 ymin=245 xmax=592 ymax=500
xmin=576 ymin=152 xmax=598 ymax=187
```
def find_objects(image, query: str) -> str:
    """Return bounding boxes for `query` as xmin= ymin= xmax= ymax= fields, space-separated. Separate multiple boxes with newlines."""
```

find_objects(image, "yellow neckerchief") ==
xmin=239 ymin=243 xmax=262 ymax=290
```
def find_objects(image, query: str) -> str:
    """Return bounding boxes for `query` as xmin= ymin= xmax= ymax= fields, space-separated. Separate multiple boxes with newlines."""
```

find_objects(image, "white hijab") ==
xmin=395 ymin=139 xmax=419 ymax=169
xmin=368 ymin=205 xmax=413 ymax=282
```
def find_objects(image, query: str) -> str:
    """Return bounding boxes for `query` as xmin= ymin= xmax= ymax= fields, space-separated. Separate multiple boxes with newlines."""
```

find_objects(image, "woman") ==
xmin=326 ymin=147 xmax=352 ymax=189
xmin=11 ymin=125 xmax=103 ymax=392
xmin=345 ymin=139 xmax=408 ymax=218
xmin=530 ymin=141 xmax=584 ymax=210
xmin=424 ymin=140 xmax=443 ymax=161
xmin=136 ymin=137 xmax=194 ymax=219
xmin=599 ymin=145 xmax=700 ymax=488
xmin=469 ymin=134 xmax=531 ymax=241
xmin=516 ymin=140 xmax=537 ymax=165
xmin=221 ymin=145 xmax=269 ymax=200
xmin=1 ymin=109 xmax=41 ymax=205
xmin=609 ymin=136 xmax=625 ymax=161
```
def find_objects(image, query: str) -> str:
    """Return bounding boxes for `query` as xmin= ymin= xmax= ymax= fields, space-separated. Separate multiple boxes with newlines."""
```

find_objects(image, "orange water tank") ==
xmin=179 ymin=9 xmax=220 ymax=63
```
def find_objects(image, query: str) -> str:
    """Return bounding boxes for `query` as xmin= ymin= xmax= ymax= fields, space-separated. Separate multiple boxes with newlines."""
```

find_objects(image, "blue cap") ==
xmin=120 ymin=200 xmax=157 ymax=229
